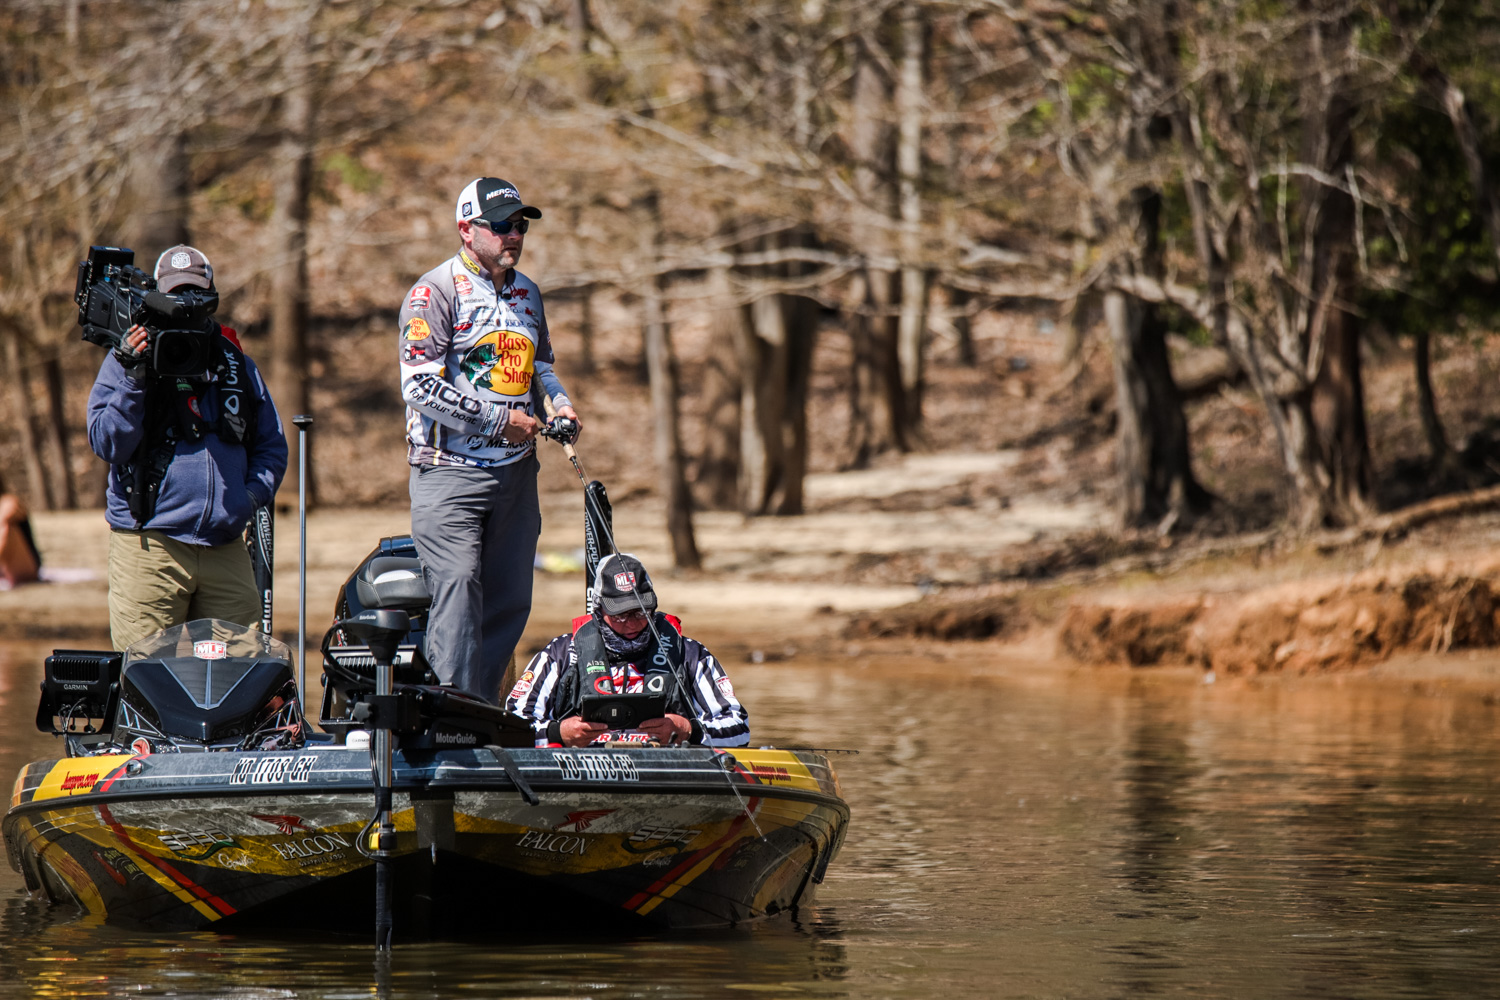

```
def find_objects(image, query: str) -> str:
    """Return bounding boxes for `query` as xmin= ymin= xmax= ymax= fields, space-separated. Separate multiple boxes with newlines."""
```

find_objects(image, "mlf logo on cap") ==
xmin=614 ymin=572 xmax=636 ymax=591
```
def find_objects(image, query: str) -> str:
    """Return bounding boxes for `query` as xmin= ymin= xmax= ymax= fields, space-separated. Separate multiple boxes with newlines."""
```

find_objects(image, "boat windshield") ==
xmin=124 ymin=618 xmax=294 ymax=664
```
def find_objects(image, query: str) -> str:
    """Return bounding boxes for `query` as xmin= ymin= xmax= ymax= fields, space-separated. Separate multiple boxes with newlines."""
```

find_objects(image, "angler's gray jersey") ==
xmin=398 ymin=249 xmax=568 ymax=467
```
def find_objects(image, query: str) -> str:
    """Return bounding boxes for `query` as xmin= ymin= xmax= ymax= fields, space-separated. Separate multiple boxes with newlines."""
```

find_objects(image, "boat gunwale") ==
xmin=4 ymin=776 xmax=850 ymax=821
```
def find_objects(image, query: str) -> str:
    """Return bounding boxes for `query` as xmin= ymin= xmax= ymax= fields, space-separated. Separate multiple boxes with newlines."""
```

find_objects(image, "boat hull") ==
xmin=3 ymin=746 xmax=848 ymax=933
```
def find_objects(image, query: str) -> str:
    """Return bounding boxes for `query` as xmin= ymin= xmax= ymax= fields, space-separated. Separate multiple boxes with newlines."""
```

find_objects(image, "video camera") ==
xmin=74 ymin=245 xmax=219 ymax=377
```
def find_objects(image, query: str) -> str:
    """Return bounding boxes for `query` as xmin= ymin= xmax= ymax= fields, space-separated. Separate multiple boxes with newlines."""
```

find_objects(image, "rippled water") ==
xmin=3 ymin=638 xmax=1500 ymax=998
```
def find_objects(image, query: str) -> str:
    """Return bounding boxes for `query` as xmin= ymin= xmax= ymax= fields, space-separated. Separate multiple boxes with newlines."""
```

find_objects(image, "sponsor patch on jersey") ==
xmin=402 ymin=317 xmax=431 ymax=341
xmin=454 ymin=275 xmax=473 ymax=295
xmin=509 ymin=669 xmax=535 ymax=698
xmin=407 ymin=286 xmax=432 ymax=310
xmin=460 ymin=251 xmax=481 ymax=275
xmin=402 ymin=343 xmax=428 ymax=365
xmin=717 ymin=676 xmax=735 ymax=699
xmin=458 ymin=329 xmax=535 ymax=396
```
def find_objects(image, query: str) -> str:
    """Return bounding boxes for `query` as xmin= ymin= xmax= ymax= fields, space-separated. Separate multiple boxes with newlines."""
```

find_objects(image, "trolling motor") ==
xmin=335 ymin=608 xmax=407 ymax=952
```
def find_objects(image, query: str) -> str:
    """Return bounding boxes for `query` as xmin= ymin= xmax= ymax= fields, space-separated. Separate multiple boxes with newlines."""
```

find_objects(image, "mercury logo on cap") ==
xmin=455 ymin=177 xmax=543 ymax=225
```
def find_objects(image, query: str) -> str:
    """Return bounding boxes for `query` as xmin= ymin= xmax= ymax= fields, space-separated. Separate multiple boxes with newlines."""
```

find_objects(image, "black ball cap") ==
xmin=455 ymin=177 xmax=543 ymax=224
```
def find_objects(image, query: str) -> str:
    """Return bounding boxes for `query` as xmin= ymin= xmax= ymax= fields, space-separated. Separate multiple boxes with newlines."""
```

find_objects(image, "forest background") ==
xmin=6 ymin=0 xmax=1500 ymax=670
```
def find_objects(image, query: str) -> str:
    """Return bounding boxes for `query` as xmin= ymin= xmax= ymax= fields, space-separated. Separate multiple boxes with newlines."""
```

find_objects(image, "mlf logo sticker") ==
xmin=459 ymin=330 xmax=535 ymax=396
xmin=193 ymin=640 xmax=227 ymax=660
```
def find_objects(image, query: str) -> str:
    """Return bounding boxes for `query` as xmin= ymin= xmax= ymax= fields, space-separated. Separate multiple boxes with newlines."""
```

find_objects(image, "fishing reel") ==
xmin=540 ymin=415 xmax=580 ymax=445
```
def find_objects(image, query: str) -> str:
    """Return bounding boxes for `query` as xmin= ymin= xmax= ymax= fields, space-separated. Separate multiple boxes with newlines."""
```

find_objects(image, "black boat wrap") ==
xmin=4 ymin=745 xmax=848 ymax=931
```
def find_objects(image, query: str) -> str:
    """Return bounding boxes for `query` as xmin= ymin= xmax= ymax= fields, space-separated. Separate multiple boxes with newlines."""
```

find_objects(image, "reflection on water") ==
xmin=3 ymin=639 xmax=1500 ymax=998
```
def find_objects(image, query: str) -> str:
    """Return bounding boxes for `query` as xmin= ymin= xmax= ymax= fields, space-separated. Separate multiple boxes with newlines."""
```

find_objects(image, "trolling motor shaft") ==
xmin=335 ymin=608 xmax=409 ymax=952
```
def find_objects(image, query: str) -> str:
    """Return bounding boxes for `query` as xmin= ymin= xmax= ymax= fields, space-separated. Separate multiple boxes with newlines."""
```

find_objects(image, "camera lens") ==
xmin=154 ymin=331 xmax=209 ymax=377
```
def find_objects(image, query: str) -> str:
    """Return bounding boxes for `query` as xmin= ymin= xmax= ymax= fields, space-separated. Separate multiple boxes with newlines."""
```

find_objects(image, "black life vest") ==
xmin=551 ymin=613 xmax=691 ymax=722
xmin=119 ymin=328 xmax=255 ymax=525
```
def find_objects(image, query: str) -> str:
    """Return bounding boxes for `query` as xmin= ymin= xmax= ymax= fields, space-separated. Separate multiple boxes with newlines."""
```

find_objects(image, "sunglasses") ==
xmin=606 ymin=608 xmax=650 ymax=624
xmin=471 ymin=217 xmax=529 ymax=235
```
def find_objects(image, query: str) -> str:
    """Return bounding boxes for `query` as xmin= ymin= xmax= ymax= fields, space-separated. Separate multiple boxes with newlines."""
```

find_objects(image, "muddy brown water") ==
xmin=2 ymin=638 xmax=1499 ymax=999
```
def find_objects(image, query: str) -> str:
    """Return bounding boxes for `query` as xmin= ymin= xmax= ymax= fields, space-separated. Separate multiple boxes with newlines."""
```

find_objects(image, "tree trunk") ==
xmin=124 ymin=4 xmax=189 ymax=254
xmin=949 ymin=284 xmax=976 ymax=367
xmin=696 ymin=264 xmax=742 ymax=509
xmin=637 ymin=193 xmax=700 ymax=569
xmin=570 ymin=205 xmax=596 ymax=375
xmin=268 ymin=3 xmax=319 ymax=508
xmin=731 ymin=233 xmax=821 ymax=515
xmin=774 ymin=290 xmax=819 ymax=515
xmin=895 ymin=2 xmax=928 ymax=432
xmin=845 ymin=31 xmax=906 ymax=468
xmin=1300 ymin=15 xmax=1371 ymax=524
xmin=736 ymin=294 xmax=787 ymax=515
xmin=40 ymin=348 xmax=77 ymax=509
xmin=1413 ymin=329 xmax=1459 ymax=475
xmin=1 ymin=331 xmax=49 ymax=511
xmin=1105 ymin=287 xmax=1208 ymax=530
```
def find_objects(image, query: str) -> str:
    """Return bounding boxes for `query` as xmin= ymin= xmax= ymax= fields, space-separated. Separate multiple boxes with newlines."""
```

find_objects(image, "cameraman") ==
xmin=86 ymin=245 xmax=287 ymax=650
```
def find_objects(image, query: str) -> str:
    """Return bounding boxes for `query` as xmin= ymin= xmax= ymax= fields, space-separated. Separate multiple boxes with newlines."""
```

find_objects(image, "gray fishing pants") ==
xmin=408 ymin=457 xmax=540 ymax=704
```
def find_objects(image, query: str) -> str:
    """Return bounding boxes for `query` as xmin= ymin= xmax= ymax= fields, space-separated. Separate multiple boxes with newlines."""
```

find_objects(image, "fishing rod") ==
xmin=293 ymin=414 xmax=313 ymax=703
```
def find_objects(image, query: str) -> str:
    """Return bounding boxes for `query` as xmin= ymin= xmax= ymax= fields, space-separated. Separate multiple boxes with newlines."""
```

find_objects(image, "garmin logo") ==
xmin=434 ymin=730 xmax=478 ymax=745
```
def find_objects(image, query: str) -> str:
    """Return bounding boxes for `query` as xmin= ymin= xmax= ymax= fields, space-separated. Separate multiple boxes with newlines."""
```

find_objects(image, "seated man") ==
xmin=506 ymin=553 xmax=749 ymax=748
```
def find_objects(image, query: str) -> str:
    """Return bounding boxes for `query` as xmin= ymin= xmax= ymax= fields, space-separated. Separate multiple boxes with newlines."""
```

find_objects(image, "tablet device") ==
xmin=580 ymin=692 xmax=667 ymax=729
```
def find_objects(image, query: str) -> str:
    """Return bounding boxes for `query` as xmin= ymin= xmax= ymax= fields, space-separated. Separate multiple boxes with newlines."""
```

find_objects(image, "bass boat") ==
xmin=3 ymin=618 xmax=849 ymax=935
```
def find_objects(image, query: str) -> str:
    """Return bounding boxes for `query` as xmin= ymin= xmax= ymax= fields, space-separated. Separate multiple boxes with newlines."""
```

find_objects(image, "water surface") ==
xmin=2 ymin=639 xmax=1498 ymax=999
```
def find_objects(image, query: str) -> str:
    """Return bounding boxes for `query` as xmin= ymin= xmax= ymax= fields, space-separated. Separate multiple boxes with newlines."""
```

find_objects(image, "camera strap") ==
xmin=119 ymin=333 xmax=255 ymax=525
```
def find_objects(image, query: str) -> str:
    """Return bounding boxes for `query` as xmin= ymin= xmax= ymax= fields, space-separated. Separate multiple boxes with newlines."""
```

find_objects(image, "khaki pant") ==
xmin=108 ymin=529 xmax=260 ymax=651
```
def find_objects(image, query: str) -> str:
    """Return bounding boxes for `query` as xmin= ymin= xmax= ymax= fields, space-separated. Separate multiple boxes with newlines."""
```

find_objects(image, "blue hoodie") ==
xmin=87 ymin=341 xmax=287 ymax=547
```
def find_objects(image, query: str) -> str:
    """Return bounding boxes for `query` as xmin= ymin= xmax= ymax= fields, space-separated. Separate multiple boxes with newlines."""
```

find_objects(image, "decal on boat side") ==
xmin=251 ymin=813 xmax=312 ymax=835
xmin=555 ymin=809 xmax=613 ymax=832
xmin=622 ymin=825 xmax=698 ymax=853
xmin=59 ymin=771 xmax=101 ymax=792
xmin=517 ymin=830 xmax=589 ymax=855
xmin=159 ymin=829 xmax=236 ymax=858
xmin=271 ymin=830 xmax=350 ymax=863
xmin=552 ymin=752 xmax=639 ymax=782
xmin=230 ymin=755 xmax=316 ymax=785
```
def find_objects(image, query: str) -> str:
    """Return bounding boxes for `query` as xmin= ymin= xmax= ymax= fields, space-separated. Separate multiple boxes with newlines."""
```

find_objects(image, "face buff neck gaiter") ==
xmin=596 ymin=612 xmax=654 ymax=661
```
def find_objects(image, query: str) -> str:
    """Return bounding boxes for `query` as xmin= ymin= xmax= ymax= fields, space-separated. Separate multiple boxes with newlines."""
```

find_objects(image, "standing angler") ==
xmin=399 ymin=177 xmax=582 ymax=703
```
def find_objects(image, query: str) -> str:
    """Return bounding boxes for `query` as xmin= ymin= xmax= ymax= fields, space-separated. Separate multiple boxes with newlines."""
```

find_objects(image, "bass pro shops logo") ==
xmin=459 ymin=330 xmax=535 ymax=396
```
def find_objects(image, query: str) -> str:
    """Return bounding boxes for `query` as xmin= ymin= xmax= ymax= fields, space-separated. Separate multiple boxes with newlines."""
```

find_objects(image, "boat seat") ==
xmin=355 ymin=555 xmax=431 ymax=611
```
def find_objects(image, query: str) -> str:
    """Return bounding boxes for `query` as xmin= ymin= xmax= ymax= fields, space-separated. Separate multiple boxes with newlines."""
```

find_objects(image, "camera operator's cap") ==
xmin=153 ymin=245 xmax=214 ymax=292
xmin=593 ymin=553 xmax=657 ymax=615
xmin=455 ymin=177 xmax=542 ymax=225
